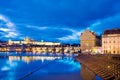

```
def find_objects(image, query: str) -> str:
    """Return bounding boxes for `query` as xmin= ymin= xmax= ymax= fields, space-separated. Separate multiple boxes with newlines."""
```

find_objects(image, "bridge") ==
xmin=75 ymin=54 xmax=120 ymax=80
xmin=0 ymin=45 xmax=80 ymax=53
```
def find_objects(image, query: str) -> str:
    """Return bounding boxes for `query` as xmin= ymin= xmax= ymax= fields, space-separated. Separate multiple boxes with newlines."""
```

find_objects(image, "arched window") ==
xmin=113 ymin=51 xmax=115 ymax=54
xmin=106 ymin=50 xmax=108 ymax=54
xmin=113 ymin=41 xmax=115 ymax=43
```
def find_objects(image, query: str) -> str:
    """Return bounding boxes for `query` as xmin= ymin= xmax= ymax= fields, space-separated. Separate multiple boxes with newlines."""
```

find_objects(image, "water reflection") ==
xmin=0 ymin=54 xmax=81 ymax=80
xmin=1 ymin=66 xmax=10 ymax=71
xmin=9 ymin=56 xmax=61 ymax=64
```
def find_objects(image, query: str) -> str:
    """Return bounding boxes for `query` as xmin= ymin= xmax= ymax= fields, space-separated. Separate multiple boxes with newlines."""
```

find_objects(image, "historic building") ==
xmin=102 ymin=28 xmax=120 ymax=54
xmin=8 ymin=37 xmax=61 ymax=46
xmin=0 ymin=37 xmax=81 ymax=53
xmin=80 ymin=29 xmax=101 ymax=53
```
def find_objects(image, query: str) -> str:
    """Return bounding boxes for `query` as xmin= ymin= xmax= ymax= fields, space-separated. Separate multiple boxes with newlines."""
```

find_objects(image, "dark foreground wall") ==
xmin=76 ymin=54 xmax=120 ymax=80
xmin=80 ymin=64 xmax=96 ymax=80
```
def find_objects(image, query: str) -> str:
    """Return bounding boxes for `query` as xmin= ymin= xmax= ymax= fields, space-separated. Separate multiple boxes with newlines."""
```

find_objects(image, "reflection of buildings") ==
xmin=9 ymin=56 xmax=61 ymax=63
xmin=102 ymin=29 xmax=120 ymax=54
xmin=80 ymin=29 xmax=101 ymax=53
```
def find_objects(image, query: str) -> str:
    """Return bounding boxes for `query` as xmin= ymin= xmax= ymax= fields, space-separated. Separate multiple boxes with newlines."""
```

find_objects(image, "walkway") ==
xmin=76 ymin=54 xmax=120 ymax=80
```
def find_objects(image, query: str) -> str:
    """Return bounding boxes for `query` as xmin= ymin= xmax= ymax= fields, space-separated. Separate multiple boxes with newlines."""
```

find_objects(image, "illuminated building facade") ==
xmin=80 ymin=29 xmax=101 ymax=53
xmin=8 ymin=37 xmax=61 ymax=46
xmin=102 ymin=28 xmax=120 ymax=54
xmin=0 ymin=37 xmax=80 ymax=53
xmin=91 ymin=47 xmax=102 ymax=54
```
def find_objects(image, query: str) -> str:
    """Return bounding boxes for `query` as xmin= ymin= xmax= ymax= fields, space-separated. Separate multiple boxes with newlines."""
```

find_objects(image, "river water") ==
xmin=0 ymin=53 xmax=81 ymax=80
xmin=0 ymin=52 xmax=102 ymax=80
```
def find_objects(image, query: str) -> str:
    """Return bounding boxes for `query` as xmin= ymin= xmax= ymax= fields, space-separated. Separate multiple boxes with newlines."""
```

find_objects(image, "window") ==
xmin=104 ymin=41 xmax=106 ymax=43
xmin=117 ymin=51 xmax=119 ymax=54
xmin=109 ymin=41 xmax=111 ymax=43
xmin=113 ymin=41 xmax=115 ymax=43
xmin=104 ymin=50 xmax=105 ymax=53
xmin=109 ymin=51 xmax=111 ymax=54
xmin=113 ymin=51 xmax=115 ymax=54
xmin=106 ymin=50 xmax=108 ymax=54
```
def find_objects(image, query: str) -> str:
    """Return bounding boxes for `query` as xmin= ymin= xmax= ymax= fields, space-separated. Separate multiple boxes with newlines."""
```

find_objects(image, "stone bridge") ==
xmin=0 ymin=45 xmax=80 ymax=53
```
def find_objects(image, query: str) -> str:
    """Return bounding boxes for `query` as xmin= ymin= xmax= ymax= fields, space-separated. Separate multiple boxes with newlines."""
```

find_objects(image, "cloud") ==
xmin=57 ymin=29 xmax=83 ymax=43
xmin=1 ymin=0 xmax=119 ymax=28
xmin=15 ymin=24 xmax=74 ymax=41
xmin=5 ymin=32 xmax=18 ymax=38
xmin=26 ymin=25 xmax=48 ymax=30
xmin=15 ymin=24 xmax=81 ymax=42
xmin=0 ymin=14 xmax=18 ymax=39
xmin=0 ymin=0 xmax=120 ymax=43
xmin=87 ymin=13 xmax=120 ymax=34
xmin=0 ymin=28 xmax=10 ymax=32
xmin=25 ymin=25 xmax=76 ymax=32
xmin=58 ymin=13 xmax=120 ymax=43
xmin=38 ymin=27 xmax=48 ymax=30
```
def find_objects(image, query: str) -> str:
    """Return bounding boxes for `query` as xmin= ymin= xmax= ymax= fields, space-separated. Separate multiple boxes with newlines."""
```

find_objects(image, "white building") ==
xmin=102 ymin=28 xmax=120 ymax=54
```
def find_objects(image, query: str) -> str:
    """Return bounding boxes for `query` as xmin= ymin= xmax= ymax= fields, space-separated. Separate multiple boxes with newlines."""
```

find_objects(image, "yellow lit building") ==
xmin=102 ymin=28 xmax=120 ymax=54
xmin=91 ymin=46 xmax=102 ymax=54
xmin=8 ymin=37 xmax=61 ymax=46
xmin=80 ymin=29 xmax=101 ymax=53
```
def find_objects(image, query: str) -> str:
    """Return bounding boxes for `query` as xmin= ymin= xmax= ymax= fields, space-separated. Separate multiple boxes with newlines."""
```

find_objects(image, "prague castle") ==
xmin=8 ymin=37 xmax=61 ymax=46
xmin=102 ymin=28 xmax=120 ymax=54
xmin=0 ymin=37 xmax=80 ymax=53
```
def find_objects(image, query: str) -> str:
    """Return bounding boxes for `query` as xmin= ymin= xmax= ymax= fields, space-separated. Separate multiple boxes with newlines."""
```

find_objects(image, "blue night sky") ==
xmin=0 ymin=0 xmax=120 ymax=43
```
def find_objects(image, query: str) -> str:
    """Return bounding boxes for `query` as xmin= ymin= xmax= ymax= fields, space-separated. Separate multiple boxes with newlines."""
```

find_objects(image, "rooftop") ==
xmin=103 ymin=28 xmax=120 ymax=35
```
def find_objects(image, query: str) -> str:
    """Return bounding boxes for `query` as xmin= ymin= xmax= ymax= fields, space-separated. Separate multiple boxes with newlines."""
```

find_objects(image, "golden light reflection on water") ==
xmin=8 ymin=56 xmax=61 ymax=64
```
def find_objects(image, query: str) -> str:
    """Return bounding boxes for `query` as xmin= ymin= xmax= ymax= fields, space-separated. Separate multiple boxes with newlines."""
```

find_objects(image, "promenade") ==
xmin=76 ymin=54 xmax=120 ymax=80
